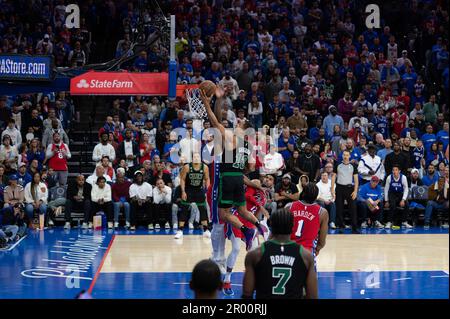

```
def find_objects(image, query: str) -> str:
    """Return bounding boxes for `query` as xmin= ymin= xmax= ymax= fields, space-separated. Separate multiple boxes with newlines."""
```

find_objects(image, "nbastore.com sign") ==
xmin=0 ymin=54 xmax=54 ymax=81
xmin=70 ymin=71 xmax=169 ymax=96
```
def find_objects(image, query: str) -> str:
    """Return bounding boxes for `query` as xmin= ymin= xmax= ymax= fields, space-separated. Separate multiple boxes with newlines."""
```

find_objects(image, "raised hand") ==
xmin=199 ymin=89 xmax=213 ymax=108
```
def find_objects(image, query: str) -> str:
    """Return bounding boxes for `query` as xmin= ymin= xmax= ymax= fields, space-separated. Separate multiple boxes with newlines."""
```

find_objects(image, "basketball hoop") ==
xmin=186 ymin=88 xmax=208 ymax=120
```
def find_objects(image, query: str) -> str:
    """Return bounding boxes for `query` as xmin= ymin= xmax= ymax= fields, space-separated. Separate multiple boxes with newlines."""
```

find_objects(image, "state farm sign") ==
xmin=70 ymin=71 xmax=168 ymax=95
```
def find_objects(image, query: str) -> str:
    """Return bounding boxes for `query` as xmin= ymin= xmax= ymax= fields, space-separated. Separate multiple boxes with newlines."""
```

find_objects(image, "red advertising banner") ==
xmin=70 ymin=71 xmax=169 ymax=95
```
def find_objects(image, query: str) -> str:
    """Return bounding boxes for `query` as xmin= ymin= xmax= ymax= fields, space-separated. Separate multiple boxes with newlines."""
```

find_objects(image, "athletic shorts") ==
xmin=218 ymin=173 xmax=246 ymax=208
xmin=181 ymin=189 xmax=206 ymax=206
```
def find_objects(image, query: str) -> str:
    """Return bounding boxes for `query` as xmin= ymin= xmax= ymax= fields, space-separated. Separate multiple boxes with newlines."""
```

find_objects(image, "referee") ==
xmin=335 ymin=150 xmax=360 ymax=233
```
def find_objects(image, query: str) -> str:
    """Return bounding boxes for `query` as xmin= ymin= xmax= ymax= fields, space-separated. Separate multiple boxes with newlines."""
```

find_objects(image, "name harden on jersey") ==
xmin=270 ymin=255 xmax=296 ymax=266
xmin=292 ymin=210 xmax=316 ymax=221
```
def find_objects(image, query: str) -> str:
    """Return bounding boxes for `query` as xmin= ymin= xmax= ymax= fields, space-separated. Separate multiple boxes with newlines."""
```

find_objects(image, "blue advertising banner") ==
xmin=0 ymin=54 xmax=54 ymax=81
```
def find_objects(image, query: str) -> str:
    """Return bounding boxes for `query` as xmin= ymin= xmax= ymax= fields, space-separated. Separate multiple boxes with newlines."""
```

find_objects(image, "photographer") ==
xmin=0 ymin=203 xmax=28 ymax=246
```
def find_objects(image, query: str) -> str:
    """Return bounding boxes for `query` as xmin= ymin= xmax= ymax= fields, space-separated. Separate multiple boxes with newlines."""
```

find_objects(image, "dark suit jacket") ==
xmin=67 ymin=181 xmax=92 ymax=201
xmin=118 ymin=140 xmax=140 ymax=167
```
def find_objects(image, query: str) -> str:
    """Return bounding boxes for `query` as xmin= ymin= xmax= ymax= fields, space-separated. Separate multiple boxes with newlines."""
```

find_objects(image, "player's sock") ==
xmin=224 ymin=271 xmax=232 ymax=283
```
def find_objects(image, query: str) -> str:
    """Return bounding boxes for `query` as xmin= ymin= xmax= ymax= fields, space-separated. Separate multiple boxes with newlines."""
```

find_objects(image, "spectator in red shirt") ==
xmin=392 ymin=104 xmax=409 ymax=137
xmin=337 ymin=91 xmax=354 ymax=123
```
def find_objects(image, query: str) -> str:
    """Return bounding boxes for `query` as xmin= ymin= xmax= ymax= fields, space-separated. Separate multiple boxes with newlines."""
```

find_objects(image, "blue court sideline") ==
xmin=0 ymin=228 xmax=448 ymax=299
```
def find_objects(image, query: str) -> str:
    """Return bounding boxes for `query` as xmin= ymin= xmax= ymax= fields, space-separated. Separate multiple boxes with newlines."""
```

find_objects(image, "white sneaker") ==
xmin=329 ymin=222 xmax=337 ymax=229
xmin=82 ymin=222 xmax=88 ymax=229
xmin=174 ymin=230 xmax=183 ymax=239
xmin=114 ymin=222 xmax=119 ymax=229
xmin=203 ymin=230 xmax=211 ymax=238
xmin=345 ymin=225 xmax=351 ymax=229
xmin=148 ymin=224 xmax=154 ymax=230
xmin=188 ymin=222 xmax=194 ymax=230
xmin=402 ymin=222 xmax=413 ymax=229
xmin=48 ymin=219 xmax=54 ymax=227
xmin=107 ymin=222 xmax=113 ymax=229
xmin=88 ymin=222 xmax=93 ymax=229
xmin=125 ymin=221 xmax=130 ymax=229
xmin=155 ymin=223 xmax=160 ymax=229
xmin=442 ymin=223 xmax=449 ymax=229
xmin=165 ymin=222 xmax=170 ymax=229
xmin=64 ymin=222 xmax=71 ymax=230
xmin=361 ymin=221 xmax=368 ymax=229
xmin=374 ymin=221 xmax=384 ymax=229
xmin=385 ymin=222 xmax=392 ymax=229
xmin=130 ymin=225 xmax=136 ymax=231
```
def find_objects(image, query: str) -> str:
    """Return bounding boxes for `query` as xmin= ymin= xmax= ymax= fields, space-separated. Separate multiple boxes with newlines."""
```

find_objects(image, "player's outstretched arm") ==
xmin=199 ymin=89 xmax=225 ymax=137
xmin=302 ymin=248 xmax=318 ymax=299
xmin=316 ymin=208 xmax=329 ymax=256
xmin=242 ymin=248 xmax=260 ymax=299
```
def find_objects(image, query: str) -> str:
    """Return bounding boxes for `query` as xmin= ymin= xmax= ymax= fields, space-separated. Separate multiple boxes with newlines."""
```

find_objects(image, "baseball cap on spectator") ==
xmin=117 ymin=168 xmax=126 ymax=175
xmin=19 ymin=163 xmax=26 ymax=168
xmin=329 ymin=105 xmax=337 ymax=110
xmin=371 ymin=176 xmax=380 ymax=182
xmin=239 ymin=89 xmax=245 ymax=94
xmin=282 ymin=174 xmax=291 ymax=180
xmin=411 ymin=168 xmax=419 ymax=174
xmin=9 ymin=174 xmax=18 ymax=181
xmin=44 ymin=34 xmax=50 ymax=39
xmin=354 ymin=123 xmax=361 ymax=128
xmin=134 ymin=170 xmax=143 ymax=176
xmin=402 ymin=50 xmax=408 ymax=54
xmin=136 ymin=108 xmax=142 ymax=113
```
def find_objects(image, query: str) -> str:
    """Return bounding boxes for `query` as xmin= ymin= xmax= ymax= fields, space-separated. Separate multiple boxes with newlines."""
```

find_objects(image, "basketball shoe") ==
xmin=222 ymin=282 xmax=234 ymax=296
xmin=174 ymin=230 xmax=183 ymax=239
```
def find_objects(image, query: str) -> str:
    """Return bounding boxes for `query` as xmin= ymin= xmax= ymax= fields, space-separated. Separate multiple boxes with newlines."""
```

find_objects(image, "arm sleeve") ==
xmin=109 ymin=145 xmax=116 ymax=162
xmin=384 ymin=176 xmax=390 ymax=202
xmin=92 ymin=145 xmax=101 ymax=162
xmin=402 ymin=175 xmax=409 ymax=201
xmin=24 ymin=184 xmax=33 ymax=203
xmin=104 ymin=185 xmax=112 ymax=202
xmin=91 ymin=186 xmax=99 ymax=203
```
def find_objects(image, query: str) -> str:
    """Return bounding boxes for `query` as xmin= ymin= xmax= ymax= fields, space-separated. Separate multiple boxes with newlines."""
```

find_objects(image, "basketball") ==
xmin=199 ymin=80 xmax=217 ymax=97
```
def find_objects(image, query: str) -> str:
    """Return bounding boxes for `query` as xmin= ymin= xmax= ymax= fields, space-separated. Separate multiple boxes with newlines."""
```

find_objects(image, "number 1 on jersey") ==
xmin=295 ymin=220 xmax=304 ymax=238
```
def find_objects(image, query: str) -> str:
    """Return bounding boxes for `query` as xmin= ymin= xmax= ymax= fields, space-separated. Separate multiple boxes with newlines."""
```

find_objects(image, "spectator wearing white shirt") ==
xmin=129 ymin=171 xmax=153 ymax=230
xmin=316 ymin=171 xmax=337 ymax=229
xmin=153 ymin=178 xmax=173 ymax=229
xmin=24 ymin=172 xmax=49 ymax=224
xmin=92 ymin=132 xmax=116 ymax=163
xmin=219 ymin=71 xmax=240 ymax=100
xmin=348 ymin=107 xmax=369 ymax=133
xmin=262 ymin=146 xmax=285 ymax=177
xmin=86 ymin=166 xmax=112 ymax=185
xmin=179 ymin=128 xmax=201 ymax=163
xmin=248 ymin=95 xmax=263 ymax=129
xmin=1 ymin=119 xmax=22 ymax=146
xmin=358 ymin=144 xmax=386 ymax=184
xmin=90 ymin=176 xmax=113 ymax=229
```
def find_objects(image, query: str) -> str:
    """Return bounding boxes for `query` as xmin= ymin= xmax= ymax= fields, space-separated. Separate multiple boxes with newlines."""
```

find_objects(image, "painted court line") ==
xmin=393 ymin=277 xmax=412 ymax=281
xmin=88 ymin=235 xmax=116 ymax=294
xmin=3 ymin=236 xmax=27 ymax=251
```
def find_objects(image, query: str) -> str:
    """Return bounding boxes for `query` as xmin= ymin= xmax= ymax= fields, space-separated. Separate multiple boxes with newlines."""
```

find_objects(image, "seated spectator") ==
xmin=90 ymin=176 xmax=113 ymax=229
xmin=274 ymin=174 xmax=300 ymax=209
xmin=357 ymin=175 xmax=384 ymax=229
xmin=129 ymin=171 xmax=153 ymax=231
xmin=153 ymin=178 xmax=173 ymax=230
xmin=86 ymin=166 xmax=112 ymax=185
xmin=151 ymin=162 xmax=173 ymax=187
xmin=64 ymin=174 xmax=91 ymax=230
xmin=92 ymin=132 xmax=116 ymax=164
xmin=422 ymin=164 xmax=439 ymax=186
xmin=1 ymin=119 xmax=22 ymax=146
xmin=358 ymin=144 xmax=385 ymax=185
xmin=0 ymin=135 xmax=18 ymax=174
xmin=16 ymin=163 xmax=32 ymax=188
xmin=408 ymin=168 xmax=424 ymax=187
xmin=384 ymin=165 xmax=412 ymax=229
xmin=27 ymin=139 xmax=45 ymax=171
xmin=261 ymin=146 xmax=285 ymax=178
xmin=424 ymin=176 xmax=449 ymax=229
xmin=24 ymin=172 xmax=49 ymax=226
xmin=3 ymin=175 xmax=24 ymax=213
xmin=112 ymin=169 xmax=132 ymax=229
xmin=316 ymin=171 xmax=336 ymax=229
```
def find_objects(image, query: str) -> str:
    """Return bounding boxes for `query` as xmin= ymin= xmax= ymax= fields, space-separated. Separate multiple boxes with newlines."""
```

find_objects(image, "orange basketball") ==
xmin=199 ymin=80 xmax=217 ymax=97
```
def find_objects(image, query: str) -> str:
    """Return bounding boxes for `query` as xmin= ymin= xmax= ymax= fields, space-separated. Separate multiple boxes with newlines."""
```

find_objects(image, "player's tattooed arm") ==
xmin=244 ymin=175 xmax=264 ymax=191
xmin=199 ymin=89 xmax=225 ymax=137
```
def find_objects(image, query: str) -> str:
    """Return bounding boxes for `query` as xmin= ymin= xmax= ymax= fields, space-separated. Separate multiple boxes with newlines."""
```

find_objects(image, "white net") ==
xmin=186 ymin=88 xmax=208 ymax=119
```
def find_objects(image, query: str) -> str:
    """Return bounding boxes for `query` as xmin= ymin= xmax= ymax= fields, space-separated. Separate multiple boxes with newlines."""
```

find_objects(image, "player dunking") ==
xmin=200 ymin=90 xmax=267 ymax=250
xmin=175 ymin=153 xmax=210 ymax=239
xmin=286 ymin=183 xmax=328 ymax=269
xmin=242 ymin=208 xmax=318 ymax=299
xmin=222 ymin=180 xmax=270 ymax=296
